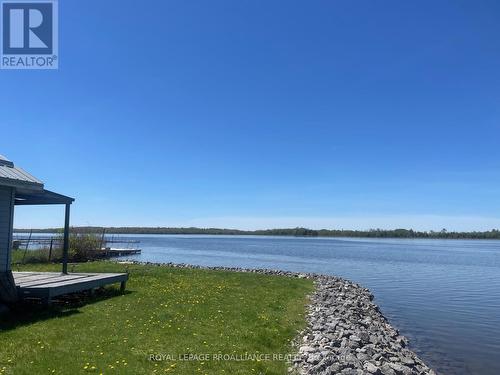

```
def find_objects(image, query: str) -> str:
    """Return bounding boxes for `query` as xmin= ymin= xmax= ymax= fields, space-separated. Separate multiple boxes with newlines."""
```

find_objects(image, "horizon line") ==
xmin=12 ymin=225 xmax=500 ymax=233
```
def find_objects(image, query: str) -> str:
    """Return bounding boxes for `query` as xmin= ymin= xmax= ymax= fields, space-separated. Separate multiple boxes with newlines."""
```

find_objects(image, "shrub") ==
xmin=67 ymin=232 xmax=103 ymax=262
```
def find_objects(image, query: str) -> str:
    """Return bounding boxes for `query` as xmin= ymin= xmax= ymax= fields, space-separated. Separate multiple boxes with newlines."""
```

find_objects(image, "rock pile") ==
xmin=291 ymin=275 xmax=435 ymax=375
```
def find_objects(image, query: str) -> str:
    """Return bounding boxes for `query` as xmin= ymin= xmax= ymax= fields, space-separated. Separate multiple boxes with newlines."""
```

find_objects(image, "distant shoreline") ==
xmin=13 ymin=226 xmax=500 ymax=240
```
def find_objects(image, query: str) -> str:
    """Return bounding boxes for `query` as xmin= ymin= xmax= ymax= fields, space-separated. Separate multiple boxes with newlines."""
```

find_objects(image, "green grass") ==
xmin=0 ymin=262 xmax=313 ymax=375
xmin=11 ymin=249 xmax=63 ymax=265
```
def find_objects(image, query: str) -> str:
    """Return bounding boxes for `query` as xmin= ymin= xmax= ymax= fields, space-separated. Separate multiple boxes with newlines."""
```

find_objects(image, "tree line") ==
xmin=13 ymin=226 xmax=500 ymax=239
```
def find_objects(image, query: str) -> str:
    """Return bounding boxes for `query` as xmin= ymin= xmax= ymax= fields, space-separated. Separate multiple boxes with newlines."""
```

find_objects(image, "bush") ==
xmin=67 ymin=232 xmax=103 ymax=262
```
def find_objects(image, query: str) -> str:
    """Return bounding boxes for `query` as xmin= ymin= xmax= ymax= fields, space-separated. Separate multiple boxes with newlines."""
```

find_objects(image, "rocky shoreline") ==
xmin=123 ymin=261 xmax=435 ymax=375
xmin=291 ymin=275 xmax=435 ymax=375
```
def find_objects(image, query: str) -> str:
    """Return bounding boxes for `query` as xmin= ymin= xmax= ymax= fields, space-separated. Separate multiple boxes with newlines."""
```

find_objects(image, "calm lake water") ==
xmin=39 ymin=234 xmax=500 ymax=374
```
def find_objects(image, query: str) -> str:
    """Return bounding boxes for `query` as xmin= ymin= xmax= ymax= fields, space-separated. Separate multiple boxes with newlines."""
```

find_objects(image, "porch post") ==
xmin=0 ymin=186 xmax=18 ymax=303
xmin=62 ymin=203 xmax=70 ymax=274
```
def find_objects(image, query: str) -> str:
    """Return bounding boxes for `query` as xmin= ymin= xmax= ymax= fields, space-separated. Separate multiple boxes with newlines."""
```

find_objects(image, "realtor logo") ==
xmin=1 ymin=0 xmax=58 ymax=69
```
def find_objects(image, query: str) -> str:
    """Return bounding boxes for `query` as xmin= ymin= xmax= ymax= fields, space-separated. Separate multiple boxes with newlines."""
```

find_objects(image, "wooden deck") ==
xmin=13 ymin=272 xmax=128 ymax=303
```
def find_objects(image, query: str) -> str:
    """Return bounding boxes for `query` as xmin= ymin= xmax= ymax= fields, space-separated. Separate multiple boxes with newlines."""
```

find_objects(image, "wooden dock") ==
xmin=99 ymin=248 xmax=141 ymax=256
xmin=14 ymin=272 xmax=128 ymax=303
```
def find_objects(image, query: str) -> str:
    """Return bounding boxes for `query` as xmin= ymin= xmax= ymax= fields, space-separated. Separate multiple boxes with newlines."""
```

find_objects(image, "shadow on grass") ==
xmin=0 ymin=287 xmax=133 ymax=332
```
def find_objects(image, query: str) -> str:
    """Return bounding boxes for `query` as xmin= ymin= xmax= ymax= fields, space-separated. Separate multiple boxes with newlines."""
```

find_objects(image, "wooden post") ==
xmin=48 ymin=238 xmax=53 ymax=262
xmin=100 ymin=228 xmax=106 ymax=251
xmin=0 ymin=186 xmax=18 ymax=303
xmin=21 ymin=229 xmax=32 ymax=264
xmin=62 ymin=204 xmax=70 ymax=274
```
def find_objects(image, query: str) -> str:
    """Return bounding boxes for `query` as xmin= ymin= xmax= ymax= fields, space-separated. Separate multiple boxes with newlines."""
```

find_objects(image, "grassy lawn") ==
xmin=0 ymin=262 xmax=313 ymax=375
xmin=11 ymin=249 xmax=62 ymax=265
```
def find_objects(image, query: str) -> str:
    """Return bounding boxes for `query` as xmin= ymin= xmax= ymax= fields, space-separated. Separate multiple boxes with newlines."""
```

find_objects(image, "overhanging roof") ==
xmin=0 ymin=154 xmax=44 ymax=189
xmin=15 ymin=189 xmax=75 ymax=205
xmin=1 ymin=154 xmax=74 ymax=205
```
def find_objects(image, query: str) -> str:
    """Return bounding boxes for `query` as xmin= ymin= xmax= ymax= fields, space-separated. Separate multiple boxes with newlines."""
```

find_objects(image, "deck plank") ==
xmin=13 ymin=272 xmax=129 ymax=301
xmin=13 ymin=272 xmax=59 ymax=280
xmin=17 ymin=275 xmax=90 ymax=287
xmin=34 ymin=274 xmax=126 ymax=289
xmin=19 ymin=274 xmax=121 ymax=288
xmin=13 ymin=274 xmax=58 ymax=283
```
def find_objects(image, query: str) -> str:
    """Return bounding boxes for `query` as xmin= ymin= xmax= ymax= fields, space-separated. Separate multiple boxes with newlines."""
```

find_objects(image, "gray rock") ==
xmin=306 ymin=355 xmax=320 ymax=365
xmin=380 ymin=363 xmax=396 ymax=375
xmin=350 ymin=334 xmax=362 ymax=342
xmin=356 ymin=352 xmax=370 ymax=361
xmin=364 ymin=362 xmax=382 ymax=374
xmin=341 ymin=368 xmax=359 ymax=375
xmin=322 ymin=363 xmax=343 ymax=374
xmin=370 ymin=335 xmax=380 ymax=344
xmin=300 ymin=346 xmax=316 ymax=353
xmin=359 ymin=331 xmax=371 ymax=343
xmin=389 ymin=363 xmax=412 ymax=375
xmin=400 ymin=357 xmax=415 ymax=366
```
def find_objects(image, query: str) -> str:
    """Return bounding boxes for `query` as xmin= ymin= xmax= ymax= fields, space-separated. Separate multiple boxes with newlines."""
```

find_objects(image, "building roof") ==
xmin=0 ymin=154 xmax=74 ymax=205
xmin=0 ymin=154 xmax=44 ymax=190
xmin=15 ymin=189 xmax=75 ymax=205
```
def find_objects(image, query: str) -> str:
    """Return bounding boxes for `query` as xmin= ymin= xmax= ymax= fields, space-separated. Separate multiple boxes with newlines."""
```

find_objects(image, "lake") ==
xmin=39 ymin=234 xmax=500 ymax=374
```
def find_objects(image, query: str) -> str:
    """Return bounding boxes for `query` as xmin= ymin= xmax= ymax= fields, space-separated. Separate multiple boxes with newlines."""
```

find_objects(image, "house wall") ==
xmin=0 ymin=186 xmax=14 ymax=272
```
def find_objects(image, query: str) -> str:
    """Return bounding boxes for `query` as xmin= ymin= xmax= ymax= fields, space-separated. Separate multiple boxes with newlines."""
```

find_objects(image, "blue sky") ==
xmin=1 ymin=0 xmax=500 ymax=230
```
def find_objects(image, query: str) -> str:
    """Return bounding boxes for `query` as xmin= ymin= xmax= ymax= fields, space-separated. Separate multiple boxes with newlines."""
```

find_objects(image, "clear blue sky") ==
xmin=2 ymin=0 xmax=500 ymax=231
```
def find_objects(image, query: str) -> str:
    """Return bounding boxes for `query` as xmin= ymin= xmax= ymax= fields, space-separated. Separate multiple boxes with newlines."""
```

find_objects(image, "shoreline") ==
xmin=13 ymin=228 xmax=500 ymax=241
xmin=120 ymin=261 xmax=435 ymax=375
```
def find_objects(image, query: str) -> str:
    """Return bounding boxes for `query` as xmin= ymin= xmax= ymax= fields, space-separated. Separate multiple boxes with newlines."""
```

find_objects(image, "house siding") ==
xmin=0 ymin=186 xmax=14 ymax=272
